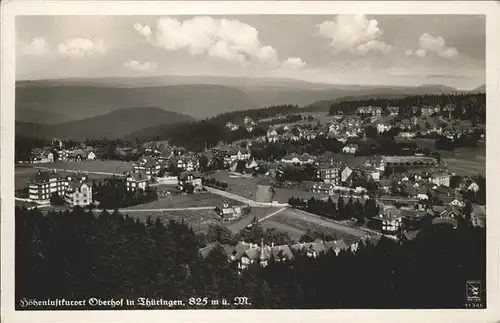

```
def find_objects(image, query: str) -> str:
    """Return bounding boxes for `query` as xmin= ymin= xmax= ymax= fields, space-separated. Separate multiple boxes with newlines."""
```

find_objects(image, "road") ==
xmin=205 ymin=186 xmax=288 ymax=207
xmin=33 ymin=166 xmax=126 ymax=177
xmin=100 ymin=206 xmax=216 ymax=213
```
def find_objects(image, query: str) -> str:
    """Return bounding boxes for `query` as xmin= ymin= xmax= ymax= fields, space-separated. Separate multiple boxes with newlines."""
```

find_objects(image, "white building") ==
xmin=65 ymin=175 xmax=93 ymax=207
xmin=126 ymin=173 xmax=149 ymax=192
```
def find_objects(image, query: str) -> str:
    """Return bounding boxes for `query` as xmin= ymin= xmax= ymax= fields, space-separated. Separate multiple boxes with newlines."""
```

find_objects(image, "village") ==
xmin=15 ymin=101 xmax=486 ymax=270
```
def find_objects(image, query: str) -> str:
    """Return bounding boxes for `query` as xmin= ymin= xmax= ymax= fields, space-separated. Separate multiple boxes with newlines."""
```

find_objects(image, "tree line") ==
xmin=16 ymin=206 xmax=485 ymax=309
xmin=329 ymin=93 xmax=486 ymax=123
xmin=288 ymin=196 xmax=380 ymax=225
xmin=201 ymin=177 xmax=229 ymax=190
xmin=93 ymin=178 xmax=158 ymax=209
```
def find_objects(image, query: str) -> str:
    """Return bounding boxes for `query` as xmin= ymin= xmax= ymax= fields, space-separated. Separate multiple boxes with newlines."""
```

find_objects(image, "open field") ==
xmin=205 ymin=170 xmax=327 ymax=203
xmin=119 ymin=206 xmax=281 ymax=233
xmin=413 ymin=139 xmax=485 ymax=176
xmin=123 ymin=192 xmax=242 ymax=210
xmin=119 ymin=208 xmax=222 ymax=232
xmin=32 ymin=160 xmax=135 ymax=175
xmin=260 ymin=220 xmax=306 ymax=241
xmin=260 ymin=208 xmax=373 ymax=243
xmin=443 ymin=157 xmax=485 ymax=176
xmin=273 ymin=187 xmax=328 ymax=203
xmin=15 ymin=165 xmax=114 ymax=190
xmin=15 ymin=167 xmax=40 ymax=190
xmin=205 ymin=171 xmax=260 ymax=199
xmin=442 ymin=146 xmax=486 ymax=176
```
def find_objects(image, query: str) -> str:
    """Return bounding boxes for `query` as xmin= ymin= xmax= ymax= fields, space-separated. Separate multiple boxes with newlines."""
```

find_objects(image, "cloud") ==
xmin=441 ymin=47 xmax=459 ymax=58
xmin=136 ymin=16 xmax=280 ymax=66
xmin=415 ymin=49 xmax=427 ymax=57
xmin=134 ymin=23 xmax=152 ymax=39
xmin=407 ymin=33 xmax=458 ymax=59
xmin=316 ymin=15 xmax=391 ymax=55
xmin=21 ymin=37 xmax=50 ymax=56
xmin=355 ymin=40 xmax=391 ymax=55
xmin=56 ymin=38 xmax=106 ymax=58
xmin=124 ymin=60 xmax=158 ymax=72
xmin=283 ymin=57 xmax=306 ymax=70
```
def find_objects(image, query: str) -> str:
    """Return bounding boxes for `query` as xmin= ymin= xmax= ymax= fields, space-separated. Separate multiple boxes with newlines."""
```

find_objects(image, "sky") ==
xmin=16 ymin=15 xmax=485 ymax=89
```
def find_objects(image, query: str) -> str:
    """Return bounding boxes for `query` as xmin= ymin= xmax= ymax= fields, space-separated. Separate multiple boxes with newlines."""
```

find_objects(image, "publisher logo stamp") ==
xmin=466 ymin=280 xmax=482 ymax=302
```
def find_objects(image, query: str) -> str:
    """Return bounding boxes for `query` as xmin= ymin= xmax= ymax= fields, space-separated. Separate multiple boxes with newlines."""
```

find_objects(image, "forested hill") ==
xmin=328 ymin=93 xmax=486 ymax=123
xmin=16 ymin=207 xmax=485 ymax=310
xmin=15 ymin=107 xmax=195 ymax=141
xmin=125 ymin=104 xmax=317 ymax=151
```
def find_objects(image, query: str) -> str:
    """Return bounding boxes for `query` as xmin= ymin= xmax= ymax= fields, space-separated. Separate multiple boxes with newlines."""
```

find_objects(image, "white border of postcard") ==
xmin=1 ymin=1 xmax=500 ymax=323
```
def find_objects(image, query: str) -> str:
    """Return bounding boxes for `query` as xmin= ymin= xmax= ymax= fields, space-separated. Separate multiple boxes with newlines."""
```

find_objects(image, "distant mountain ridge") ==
xmin=307 ymin=84 xmax=462 ymax=110
xmin=16 ymin=76 xmax=461 ymax=123
xmin=472 ymin=84 xmax=486 ymax=93
xmin=16 ymin=83 xmax=261 ymax=121
xmin=15 ymin=107 xmax=194 ymax=140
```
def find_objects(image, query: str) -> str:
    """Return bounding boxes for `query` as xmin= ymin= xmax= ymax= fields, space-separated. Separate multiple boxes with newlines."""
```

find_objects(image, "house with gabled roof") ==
xmin=133 ymin=156 xmax=162 ymax=178
xmin=281 ymin=153 xmax=316 ymax=165
xmin=215 ymin=200 xmax=242 ymax=219
xmin=317 ymin=163 xmax=341 ymax=185
xmin=65 ymin=173 xmax=92 ymax=207
xmin=387 ymin=106 xmax=400 ymax=116
xmin=291 ymin=240 xmax=327 ymax=258
xmin=432 ymin=216 xmax=458 ymax=229
xmin=430 ymin=172 xmax=451 ymax=187
xmin=229 ymin=240 xmax=294 ymax=270
xmin=467 ymin=181 xmax=480 ymax=192
xmin=28 ymin=170 xmax=67 ymax=204
xmin=342 ymin=144 xmax=358 ymax=155
xmin=178 ymin=171 xmax=203 ymax=193
xmin=324 ymin=239 xmax=350 ymax=256
xmin=449 ymin=198 xmax=466 ymax=208
xmin=372 ymin=204 xmax=403 ymax=234
xmin=126 ymin=172 xmax=149 ymax=192
xmin=400 ymin=208 xmax=428 ymax=229
xmin=311 ymin=182 xmax=335 ymax=195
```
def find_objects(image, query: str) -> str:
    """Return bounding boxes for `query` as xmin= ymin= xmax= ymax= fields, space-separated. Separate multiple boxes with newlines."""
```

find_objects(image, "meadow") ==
xmin=122 ymin=192 xmax=242 ymax=210
xmin=259 ymin=208 xmax=374 ymax=243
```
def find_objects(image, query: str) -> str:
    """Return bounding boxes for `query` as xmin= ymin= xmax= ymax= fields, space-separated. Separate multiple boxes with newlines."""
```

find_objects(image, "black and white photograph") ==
xmin=1 ymin=1 xmax=500 ymax=323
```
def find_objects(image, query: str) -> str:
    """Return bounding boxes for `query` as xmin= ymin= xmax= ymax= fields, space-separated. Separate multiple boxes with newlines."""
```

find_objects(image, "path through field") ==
xmin=257 ymin=207 xmax=287 ymax=223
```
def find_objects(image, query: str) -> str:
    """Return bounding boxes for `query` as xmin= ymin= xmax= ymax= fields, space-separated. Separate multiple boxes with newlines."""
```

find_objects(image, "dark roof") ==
xmin=199 ymin=243 xmax=218 ymax=258
xmin=179 ymin=171 xmax=202 ymax=179
xmin=128 ymin=172 xmax=148 ymax=182
xmin=138 ymin=156 xmax=158 ymax=166
xmin=29 ymin=171 xmax=61 ymax=183
xmin=431 ymin=205 xmax=447 ymax=213
xmin=244 ymin=243 xmax=291 ymax=262
xmin=399 ymin=208 xmax=426 ymax=219
xmin=378 ymin=205 xmax=402 ymax=221
xmin=432 ymin=217 xmax=458 ymax=228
